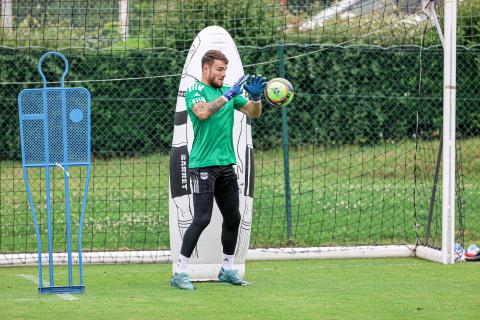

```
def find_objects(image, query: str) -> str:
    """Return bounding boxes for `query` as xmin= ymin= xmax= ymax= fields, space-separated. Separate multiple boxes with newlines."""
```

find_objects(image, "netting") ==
xmin=0 ymin=0 xmax=479 ymax=263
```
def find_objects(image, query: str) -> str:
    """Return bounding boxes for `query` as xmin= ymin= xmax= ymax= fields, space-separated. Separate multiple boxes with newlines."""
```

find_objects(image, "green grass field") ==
xmin=1 ymin=258 xmax=479 ymax=320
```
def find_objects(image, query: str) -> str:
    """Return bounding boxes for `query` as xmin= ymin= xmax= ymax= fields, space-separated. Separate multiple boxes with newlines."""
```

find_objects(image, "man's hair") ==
xmin=201 ymin=50 xmax=229 ymax=68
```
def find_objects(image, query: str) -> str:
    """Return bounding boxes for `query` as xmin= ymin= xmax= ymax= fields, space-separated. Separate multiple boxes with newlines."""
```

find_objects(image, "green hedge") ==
xmin=1 ymin=45 xmax=479 ymax=159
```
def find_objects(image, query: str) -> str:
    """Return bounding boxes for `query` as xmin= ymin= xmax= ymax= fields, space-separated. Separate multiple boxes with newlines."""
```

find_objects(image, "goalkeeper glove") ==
xmin=223 ymin=74 xmax=249 ymax=101
xmin=244 ymin=75 xmax=267 ymax=102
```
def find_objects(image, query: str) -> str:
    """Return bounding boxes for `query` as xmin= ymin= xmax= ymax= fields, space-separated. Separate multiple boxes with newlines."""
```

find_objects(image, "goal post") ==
xmin=441 ymin=0 xmax=457 ymax=265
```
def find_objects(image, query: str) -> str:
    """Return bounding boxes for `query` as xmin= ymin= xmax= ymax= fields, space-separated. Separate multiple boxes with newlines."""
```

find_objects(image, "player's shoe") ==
xmin=218 ymin=267 xmax=250 ymax=286
xmin=170 ymin=272 xmax=195 ymax=290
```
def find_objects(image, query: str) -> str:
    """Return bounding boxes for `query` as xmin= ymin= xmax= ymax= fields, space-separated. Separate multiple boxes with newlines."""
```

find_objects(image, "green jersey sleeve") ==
xmin=185 ymin=84 xmax=208 ymax=112
xmin=233 ymin=94 xmax=248 ymax=111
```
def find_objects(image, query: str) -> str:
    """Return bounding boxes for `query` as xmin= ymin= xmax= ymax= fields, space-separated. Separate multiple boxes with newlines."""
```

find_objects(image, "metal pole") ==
xmin=1 ymin=0 xmax=13 ymax=29
xmin=119 ymin=0 xmax=129 ymax=42
xmin=442 ymin=0 xmax=456 ymax=265
xmin=278 ymin=44 xmax=293 ymax=244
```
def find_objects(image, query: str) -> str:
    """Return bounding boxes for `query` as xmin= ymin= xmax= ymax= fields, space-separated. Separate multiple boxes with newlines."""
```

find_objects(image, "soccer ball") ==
xmin=264 ymin=78 xmax=294 ymax=107
xmin=465 ymin=244 xmax=480 ymax=257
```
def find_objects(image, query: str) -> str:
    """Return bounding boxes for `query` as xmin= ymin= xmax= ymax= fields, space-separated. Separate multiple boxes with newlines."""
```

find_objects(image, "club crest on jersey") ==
xmin=200 ymin=172 xmax=208 ymax=180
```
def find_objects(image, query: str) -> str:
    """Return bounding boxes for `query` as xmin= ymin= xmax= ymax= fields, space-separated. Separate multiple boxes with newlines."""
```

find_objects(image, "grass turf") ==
xmin=1 ymin=258 xmax=479 ymax=320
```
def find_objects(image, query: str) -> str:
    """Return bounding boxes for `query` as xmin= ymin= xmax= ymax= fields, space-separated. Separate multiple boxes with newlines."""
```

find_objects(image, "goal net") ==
xmin=0 ymin=0 xmax=477 ymax=266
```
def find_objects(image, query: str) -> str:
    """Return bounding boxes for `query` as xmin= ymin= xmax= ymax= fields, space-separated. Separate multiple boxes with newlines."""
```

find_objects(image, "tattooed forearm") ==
xmin=192 ymin=97 xmax=227 ymax=120
xmin=205 ymin=97 xmax=227 ymax=113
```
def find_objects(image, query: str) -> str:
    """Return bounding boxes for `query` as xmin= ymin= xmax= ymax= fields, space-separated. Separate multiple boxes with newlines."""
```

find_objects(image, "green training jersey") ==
xmin=185 ymin=81 xmax=248 ymax=168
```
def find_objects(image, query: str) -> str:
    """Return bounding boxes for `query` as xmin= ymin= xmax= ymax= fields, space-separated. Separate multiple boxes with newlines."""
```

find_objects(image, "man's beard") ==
xmin=208 ymin=72 xmax=222 ymax=88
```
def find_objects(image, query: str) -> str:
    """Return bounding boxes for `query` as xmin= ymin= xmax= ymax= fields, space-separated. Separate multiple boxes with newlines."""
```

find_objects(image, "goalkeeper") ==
xmin=171 ymin=50 xmax=266 ymax=290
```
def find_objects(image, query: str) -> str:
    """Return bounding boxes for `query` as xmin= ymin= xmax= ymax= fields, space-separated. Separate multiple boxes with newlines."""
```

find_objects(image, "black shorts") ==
xmin=190 ymin=165 xmax=239 ymax=195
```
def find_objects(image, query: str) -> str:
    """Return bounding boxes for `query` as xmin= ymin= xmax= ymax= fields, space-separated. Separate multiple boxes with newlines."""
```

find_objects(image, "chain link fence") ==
xmin=1 ymin=43 xmax=479 ymax=256
xmin=0 ymin=0 xmax=478 ymax=262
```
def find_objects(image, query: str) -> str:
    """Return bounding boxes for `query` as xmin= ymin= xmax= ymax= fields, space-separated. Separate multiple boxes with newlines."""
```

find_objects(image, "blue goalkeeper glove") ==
xmin=244 ymin=75 xmax=267 ymax=102
xmin=223 ymin=74 xmax=249 ymax=101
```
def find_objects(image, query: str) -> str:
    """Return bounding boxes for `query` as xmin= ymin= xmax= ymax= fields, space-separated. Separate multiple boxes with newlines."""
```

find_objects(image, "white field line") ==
xmin=17 ymin=274 xmax=79 ymax=301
